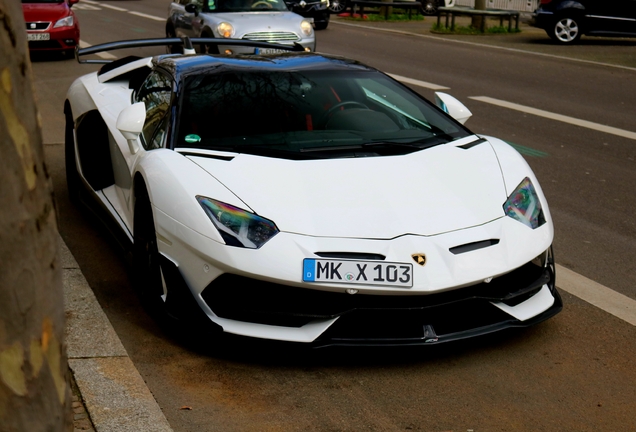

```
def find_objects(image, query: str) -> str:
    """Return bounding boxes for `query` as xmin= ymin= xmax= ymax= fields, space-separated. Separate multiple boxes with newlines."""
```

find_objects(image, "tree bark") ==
xmin=0 ymin=0 xmax=72 ymax=430
xmin=472 ymin=0 xmax=487 ymax=30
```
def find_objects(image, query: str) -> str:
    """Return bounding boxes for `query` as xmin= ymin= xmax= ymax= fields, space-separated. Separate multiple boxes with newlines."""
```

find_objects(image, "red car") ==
xmin=23 ymin=0 xmax=80 ymax=54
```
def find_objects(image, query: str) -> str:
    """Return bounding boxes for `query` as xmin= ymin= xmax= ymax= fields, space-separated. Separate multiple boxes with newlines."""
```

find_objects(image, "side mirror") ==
xmin=116 ymin=102 xmax=145 ymax=154
xmin=185 ymin=3 xmax=200 ymax=15
xmin=434 ymin=92 xmax=472 ymax=124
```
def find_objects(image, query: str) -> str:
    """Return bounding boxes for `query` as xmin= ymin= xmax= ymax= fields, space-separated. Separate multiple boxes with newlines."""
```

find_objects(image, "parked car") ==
xmin=284 ymin=0 xmax=330 ymax=30
xmin=418 ymin=0 xmax=455 ymax=15
xmin=65 ymin=37 xmax=561 ymax=347
xmin=532 ymin=0 xmax=636 ymax=44
xmin=22 ymin=0 xmax=80 ymax=55
xmin=166 ymin=0 xmax=315 ymax=54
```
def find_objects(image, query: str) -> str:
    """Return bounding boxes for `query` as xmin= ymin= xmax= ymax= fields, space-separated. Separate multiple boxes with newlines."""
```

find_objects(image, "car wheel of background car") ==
xmin=199 ymin=31 xmax=220 ymax=54
xmin=420 ymin=0 xmax=438 ymax=15
xmin=133 ymin=183 xmax=170 ymax=321
xmin=165 ymin=22 xmax=183 ymax=54
xmin=550 ymin=15 xmax=582 ymax=44
xmin=328 ymin=0 xmax=348 ymax=13
xmin=64 ymin=105 xmax=81 ymax=204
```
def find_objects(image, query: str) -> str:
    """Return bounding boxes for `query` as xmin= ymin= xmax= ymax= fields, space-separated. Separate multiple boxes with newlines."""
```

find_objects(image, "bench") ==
xmin=436 ymin=6 xmax=520 ymax=32
xmin=350 ymin=1 xmax=422 ymax=20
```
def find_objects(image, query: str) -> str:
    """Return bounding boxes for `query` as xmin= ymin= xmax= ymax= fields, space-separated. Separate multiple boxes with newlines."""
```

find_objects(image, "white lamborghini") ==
xmin=65 ymin=37 xmax=561 ymax=347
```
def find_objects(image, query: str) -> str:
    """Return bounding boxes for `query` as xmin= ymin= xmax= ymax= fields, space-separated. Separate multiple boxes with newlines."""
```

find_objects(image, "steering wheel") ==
xmin=322 ymin=101 xmax=369 ymax=123
xmin=252 ymin=1 xmax=274 ymax=8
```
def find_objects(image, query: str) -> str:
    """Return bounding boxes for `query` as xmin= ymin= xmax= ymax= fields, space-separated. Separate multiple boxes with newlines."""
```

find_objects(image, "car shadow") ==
xmin=29 ymin=50 xmax=76 ymax=63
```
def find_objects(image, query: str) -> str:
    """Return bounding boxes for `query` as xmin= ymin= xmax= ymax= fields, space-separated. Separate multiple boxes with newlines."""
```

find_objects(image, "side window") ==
xmin=136 ymin=71 xmax=173 ymax=150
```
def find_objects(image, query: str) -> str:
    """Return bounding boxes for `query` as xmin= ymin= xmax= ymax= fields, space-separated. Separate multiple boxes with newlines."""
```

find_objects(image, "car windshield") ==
xmin=176 ymin=68 xmax=470 ymax=159
xmin=207 ymin=0 xmax=288 ymax=12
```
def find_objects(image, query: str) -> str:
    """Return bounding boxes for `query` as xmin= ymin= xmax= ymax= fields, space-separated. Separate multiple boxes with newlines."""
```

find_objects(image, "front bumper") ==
xmin=155 ymin=208 xmax=559 ymax=346
xmin=27 ymin=26 xmax=79 ymax=51
xmin=530 ymin=10 xmax=554 ymax=30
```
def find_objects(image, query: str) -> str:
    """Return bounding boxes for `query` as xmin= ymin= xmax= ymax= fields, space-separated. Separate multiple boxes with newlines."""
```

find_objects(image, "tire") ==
xmin=550 ymin=15 xmax=582 ymax=44
xmin=64 ymin=107 xmax=81 ymax=204
xmin=133 ymin=184 xmax=170 ymax=320
xmin=199 ymin=31 xmax=220 ymax=54
xmin=165 ymin=22 xmax=182 ymax=54
xmin=315 ymin=21 xmax=328 ymax=30
xmin=328 ymin=0 xmax=348 ymax=14
xmin=420 ymin=0 xmax=438 ymax=15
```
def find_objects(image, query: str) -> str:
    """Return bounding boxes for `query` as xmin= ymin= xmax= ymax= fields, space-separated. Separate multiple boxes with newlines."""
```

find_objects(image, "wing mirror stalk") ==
xmin=116 ymin=102 xmax=145 ymax=154
xmin=434 ymin=92 xmax=472 ymax=124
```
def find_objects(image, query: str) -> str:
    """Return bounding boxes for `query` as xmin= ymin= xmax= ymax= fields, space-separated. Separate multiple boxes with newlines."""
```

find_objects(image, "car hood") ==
xmin=207 ymin=11 xmax=306 ymax=31
xmin=188 ymin=138 xmax=509 ymax=238
xmin=22 ymin=2 xmax=70 ymax=21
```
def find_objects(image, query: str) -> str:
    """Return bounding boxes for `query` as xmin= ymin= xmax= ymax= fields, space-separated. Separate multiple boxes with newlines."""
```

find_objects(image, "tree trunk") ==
xmin=472 ymin=0 xmax=487 ymax=30
xmin=0 ymin=0 xmax=72 ymax=430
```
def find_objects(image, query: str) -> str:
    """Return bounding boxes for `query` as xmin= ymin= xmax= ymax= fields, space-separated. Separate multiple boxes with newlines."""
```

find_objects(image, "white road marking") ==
xmin=556 ymin=264 xmax=636 ymax=327
xmin=470 ymin=96 xmax=636 ymax=141
xmin=331 ymin=20 xmax=636 ymax=73
xmin=73 ymin=4 xmax=102 ymax=11
xmin=79 ymin=40 xmax=117 ymax=59
xmin=128 ymin=11 xmax=166 ymax=21
xmin=388 ymin=74 xmax=449 ymax=90
xmin=81 ymin=0 xmax=127 ymax=11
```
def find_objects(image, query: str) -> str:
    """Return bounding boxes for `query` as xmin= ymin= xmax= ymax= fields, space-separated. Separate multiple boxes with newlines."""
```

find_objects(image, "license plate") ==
xmin=303 ymin=259 xmax=413 ymax=288
xmin=255 ymin=48 xmax=288 ymax=54
xmin=27 ymin=33 xmax=50 ymax=41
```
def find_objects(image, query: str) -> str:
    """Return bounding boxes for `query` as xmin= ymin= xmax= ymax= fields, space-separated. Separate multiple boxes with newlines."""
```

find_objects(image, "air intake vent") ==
xmin=449 ymin=239 xmax=499 ymax=255
xmin=243 ymin=32 xmax=300 ymax=42
xmin=458 ymin=138 xmax=486 ymax=150
xmin=316 ymin=252 xmax=386 ymax=261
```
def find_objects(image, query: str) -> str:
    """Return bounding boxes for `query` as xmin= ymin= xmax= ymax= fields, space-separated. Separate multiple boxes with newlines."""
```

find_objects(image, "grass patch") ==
xmin=431 ymin=23 xmax=521 ymax=34
xmin=344 ymin=12 xmax=425 ymax=21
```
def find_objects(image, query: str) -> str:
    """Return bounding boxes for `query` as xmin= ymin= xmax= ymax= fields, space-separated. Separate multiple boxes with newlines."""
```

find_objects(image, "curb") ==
xmin=60 ymin=235 xmax=173 ymax=432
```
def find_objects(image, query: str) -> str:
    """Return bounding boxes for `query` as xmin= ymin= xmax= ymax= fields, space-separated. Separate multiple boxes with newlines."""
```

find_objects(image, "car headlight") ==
xmin=217 ymin=22 xmax=235 ymax=38
xmin=503 ymin=177 xmax=546 ymax=229
xmin=320 ymin=0 xmax=329 ymax=4
xmin=197 ymin=196 xmax=279 ymax=248
xmin=53 ymin=15 xmax=74 ymax=28
xmin=300 ymin=20 xmax=313 ymax=36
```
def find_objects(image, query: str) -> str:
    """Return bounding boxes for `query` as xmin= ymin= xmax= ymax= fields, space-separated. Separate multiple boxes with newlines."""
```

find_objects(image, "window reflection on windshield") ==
xmin=207 ymin=0 xmax=288 ymax=12
xmin=177 ymin=69 xmax=469 ymax=158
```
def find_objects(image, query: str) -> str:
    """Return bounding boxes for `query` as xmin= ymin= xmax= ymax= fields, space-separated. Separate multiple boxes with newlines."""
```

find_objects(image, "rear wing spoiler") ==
xmin=75 ymin=37 xmax=307 ymax=64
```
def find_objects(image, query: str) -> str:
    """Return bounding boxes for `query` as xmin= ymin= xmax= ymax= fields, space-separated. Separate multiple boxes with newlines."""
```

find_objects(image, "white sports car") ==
xmin=65 ymin=38 xmax=561 ymax=347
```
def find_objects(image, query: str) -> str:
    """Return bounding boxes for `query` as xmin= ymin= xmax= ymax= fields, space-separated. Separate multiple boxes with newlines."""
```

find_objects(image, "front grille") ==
xmin=28 ymin=40 xmax=64 ymax=49
xmin=243 ymin=31 xmax=300 ymax=42
xmin=26 ymin=22 xmax=50 ymax=30
xmin=201 ymin=260 xmax=553 ymax=330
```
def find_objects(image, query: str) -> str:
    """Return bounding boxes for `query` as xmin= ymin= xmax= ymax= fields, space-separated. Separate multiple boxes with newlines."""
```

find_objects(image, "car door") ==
xmin=170 ymin=0 xmax=204 ymax=38
xmin=585 ymin=0 xmax=636 ymax=34
xmin=113 ymin=69 xmax=174 ymax=223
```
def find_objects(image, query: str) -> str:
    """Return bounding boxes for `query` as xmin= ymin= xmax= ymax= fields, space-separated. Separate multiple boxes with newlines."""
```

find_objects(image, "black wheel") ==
xmin=133 ymin=185 xmax=170 ymax=320
xmin=314 ymin=19 xmax=329 ymax=30
xmin=550 ymin=14 xmax=582 ymax=44
xmin=328 ymin=0 xmax=348 ymax=14
xmin=64 ymin=106 xmax=81 ymax=204
xmin=420 ymin=0 xmax=438 ymax=15
xmin=199 ymin=31 xmax=220 ymax=54
xmin=165 ymin=22 xmax=182 ymax=54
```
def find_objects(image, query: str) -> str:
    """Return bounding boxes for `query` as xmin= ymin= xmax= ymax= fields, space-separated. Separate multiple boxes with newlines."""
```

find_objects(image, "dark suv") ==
xmin=532 ymin=0 xmax=636 ymax=44
xmin=284 ymin=0 xmax=330 ymax=30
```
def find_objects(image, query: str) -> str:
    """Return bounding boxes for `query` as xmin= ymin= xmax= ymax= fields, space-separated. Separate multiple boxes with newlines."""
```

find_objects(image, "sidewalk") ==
xmin=61 ymin=236 xmax=173 ymax=432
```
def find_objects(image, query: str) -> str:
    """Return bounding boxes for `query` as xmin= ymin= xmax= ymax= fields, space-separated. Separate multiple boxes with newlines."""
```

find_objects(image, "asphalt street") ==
xmin=33 ymin=7 xmax=636 ymax=432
